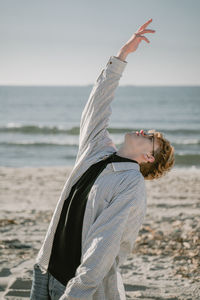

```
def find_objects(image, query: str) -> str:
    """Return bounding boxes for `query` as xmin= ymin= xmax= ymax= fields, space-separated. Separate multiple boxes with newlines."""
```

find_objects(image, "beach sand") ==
xmin=0 ymin=166 xmax=199 ymax=299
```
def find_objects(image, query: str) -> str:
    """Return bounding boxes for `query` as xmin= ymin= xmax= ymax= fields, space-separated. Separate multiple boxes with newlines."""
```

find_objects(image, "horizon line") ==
xmin=0 ymin=84 xmax=200 ymax=87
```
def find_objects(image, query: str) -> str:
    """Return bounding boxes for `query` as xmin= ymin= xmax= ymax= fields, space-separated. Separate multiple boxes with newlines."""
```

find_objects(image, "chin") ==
xmin=126 ymin=131 xmax=135 ymax=136
xmin=126 ymin=132 xmax=137 ymax=139
xmin=124 ymin=132 xmax=137 ymax=146
xmin=125 ymin=132 xmax=133 ymax=141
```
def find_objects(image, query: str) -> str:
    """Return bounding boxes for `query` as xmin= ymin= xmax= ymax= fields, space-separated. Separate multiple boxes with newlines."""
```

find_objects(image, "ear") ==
xmin=144 ymin=153 xmax=155 ymax=163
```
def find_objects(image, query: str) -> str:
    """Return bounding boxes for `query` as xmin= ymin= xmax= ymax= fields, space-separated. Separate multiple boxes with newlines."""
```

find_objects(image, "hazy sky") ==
xmin=1 ymin=0 xmax=200 ymax=86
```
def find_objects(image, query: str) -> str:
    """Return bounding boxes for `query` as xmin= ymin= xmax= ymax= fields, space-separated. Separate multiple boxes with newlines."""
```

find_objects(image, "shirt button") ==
xmin=110 ymin=61 xmax=112 ymax=64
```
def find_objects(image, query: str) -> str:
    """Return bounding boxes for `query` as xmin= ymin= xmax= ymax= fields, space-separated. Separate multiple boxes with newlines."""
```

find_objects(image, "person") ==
xmin=30 ymin=18 xmax=175 ymax=300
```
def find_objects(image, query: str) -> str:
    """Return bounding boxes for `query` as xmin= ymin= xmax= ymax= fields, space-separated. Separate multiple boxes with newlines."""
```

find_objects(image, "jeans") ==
xmin=30 ymin=263 xmax=66 ymax=300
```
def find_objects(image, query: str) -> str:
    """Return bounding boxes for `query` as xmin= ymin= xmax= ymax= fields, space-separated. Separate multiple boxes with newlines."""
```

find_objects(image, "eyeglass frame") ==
xmin=143 ymin=132 xmax=155 ymax=157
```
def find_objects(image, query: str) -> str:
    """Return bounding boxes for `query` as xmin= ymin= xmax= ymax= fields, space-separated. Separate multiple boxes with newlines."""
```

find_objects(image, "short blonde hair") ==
xmin=139 ymin=129 xmax=175 ymax=180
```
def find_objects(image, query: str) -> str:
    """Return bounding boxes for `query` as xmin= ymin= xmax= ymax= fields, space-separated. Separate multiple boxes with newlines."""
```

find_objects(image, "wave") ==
xmin=1 ymin=123 xmax=200 ymax=136
xmin=0 ymin=124 xmax=80 ymax=135
xmin=174 ymin=153 xmax=200 ymax=167
xmin=1 ymin=141 xmax=200 ymax=158
xmin=1 ymin=140 xmax=200 ymax=148
xmin=0 ymin=141 xmax=78 ymax=147
xmin=172 ymin=140 xmax=200 ymax=145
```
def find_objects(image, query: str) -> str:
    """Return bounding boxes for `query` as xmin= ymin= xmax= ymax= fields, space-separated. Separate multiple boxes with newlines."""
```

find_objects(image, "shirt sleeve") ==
xmin=116 ymin=185 xmax=147 ymax=268
xmin=59 ymin=176 xmax=144 ymax=300
xmin=76 ymin=56 xmax=127 ymax=161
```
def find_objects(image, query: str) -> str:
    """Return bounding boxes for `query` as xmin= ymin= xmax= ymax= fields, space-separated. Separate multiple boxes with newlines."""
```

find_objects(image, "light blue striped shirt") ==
xmin=35 ymin=55 xmax=147 ymax=300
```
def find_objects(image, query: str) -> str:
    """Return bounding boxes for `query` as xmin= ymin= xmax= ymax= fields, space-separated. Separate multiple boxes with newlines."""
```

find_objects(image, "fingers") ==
xmin=134 ymin=20 xmax=156 ymax=44
xmin=141 ymin=36 xmax=150 ymax=43
xmin=139 ymin=18 xmax=153 ymax=31
xmin=135 ymin=34 xmax=150 ymax=43
xmin=135 ymin=29 xmax=156 ymax=36
xmin=139 ymin=29 xmax=156 ymax=34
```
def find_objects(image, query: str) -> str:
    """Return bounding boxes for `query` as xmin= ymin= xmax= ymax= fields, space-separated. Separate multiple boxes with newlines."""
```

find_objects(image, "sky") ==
xmin=0 ymin=0 xmax=200 ymax=86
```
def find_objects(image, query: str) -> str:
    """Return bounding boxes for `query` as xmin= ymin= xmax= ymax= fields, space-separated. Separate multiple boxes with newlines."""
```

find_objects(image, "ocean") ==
xmin=0 ymin=85 xmax=199 ymax=169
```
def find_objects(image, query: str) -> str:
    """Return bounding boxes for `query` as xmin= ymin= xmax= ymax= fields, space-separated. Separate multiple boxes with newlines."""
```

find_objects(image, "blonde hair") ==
xmin=139 ymin=129 xmax=175 ymax=180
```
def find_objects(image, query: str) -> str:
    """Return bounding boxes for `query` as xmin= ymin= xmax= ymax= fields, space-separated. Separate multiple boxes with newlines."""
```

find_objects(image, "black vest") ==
xmin=48 ymin=151 xmax=139 ymax=286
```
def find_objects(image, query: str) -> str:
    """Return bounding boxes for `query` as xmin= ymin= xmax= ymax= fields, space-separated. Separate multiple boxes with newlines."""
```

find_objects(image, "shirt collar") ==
xmin=105 ymin=149 xmax=141 ymax=173
xmin=111 ymin=161 xmax=140 ymax=172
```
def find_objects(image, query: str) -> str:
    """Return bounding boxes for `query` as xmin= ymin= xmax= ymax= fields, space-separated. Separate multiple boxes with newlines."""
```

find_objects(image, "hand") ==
xmin=116 ymin=18 xmax=156 ymax=61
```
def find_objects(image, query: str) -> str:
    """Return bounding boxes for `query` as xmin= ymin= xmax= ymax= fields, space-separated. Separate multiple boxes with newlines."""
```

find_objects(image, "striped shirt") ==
xmin=35 ymin=55 xmax=147 ymax=300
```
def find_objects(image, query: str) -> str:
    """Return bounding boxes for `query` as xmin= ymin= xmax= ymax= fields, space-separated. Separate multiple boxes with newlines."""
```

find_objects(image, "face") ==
xmin=124 ymin=129 xmax=159 ymax=160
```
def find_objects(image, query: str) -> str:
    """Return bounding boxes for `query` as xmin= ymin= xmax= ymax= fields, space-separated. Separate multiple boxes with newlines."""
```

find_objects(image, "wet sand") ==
xmin=0 ymin=166 xmax=199 ymax=299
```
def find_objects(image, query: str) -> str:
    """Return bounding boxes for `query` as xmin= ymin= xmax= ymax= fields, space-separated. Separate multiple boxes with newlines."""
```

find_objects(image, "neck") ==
xmin=116 ymin=145 xmax=142 ymax=164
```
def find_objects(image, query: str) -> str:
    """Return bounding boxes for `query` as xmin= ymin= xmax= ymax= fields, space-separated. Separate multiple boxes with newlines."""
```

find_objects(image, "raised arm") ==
xmin=76 ymin=55 xmax=127 ymax=161
xmin=76 ymin=19 xmax=156 ymax=161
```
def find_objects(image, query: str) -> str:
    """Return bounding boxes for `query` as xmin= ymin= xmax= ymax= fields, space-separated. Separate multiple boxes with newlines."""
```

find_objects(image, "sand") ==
xmin=0 ymin=165 xmax=199 ymax=299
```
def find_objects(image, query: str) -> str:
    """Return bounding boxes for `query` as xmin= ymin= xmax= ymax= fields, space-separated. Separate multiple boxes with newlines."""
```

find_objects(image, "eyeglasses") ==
xmin=143 ymin=132 xmax=155 ymax=157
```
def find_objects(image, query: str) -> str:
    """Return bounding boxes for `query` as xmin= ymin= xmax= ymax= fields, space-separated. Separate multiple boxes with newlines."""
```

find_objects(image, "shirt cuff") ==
xmin=106 ymin=55 xmax=127 ymax=75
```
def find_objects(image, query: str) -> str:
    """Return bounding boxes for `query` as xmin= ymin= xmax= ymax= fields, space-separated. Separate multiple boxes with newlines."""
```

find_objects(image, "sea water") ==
xmin=0 ymin=85 xmax=199 ymax=169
